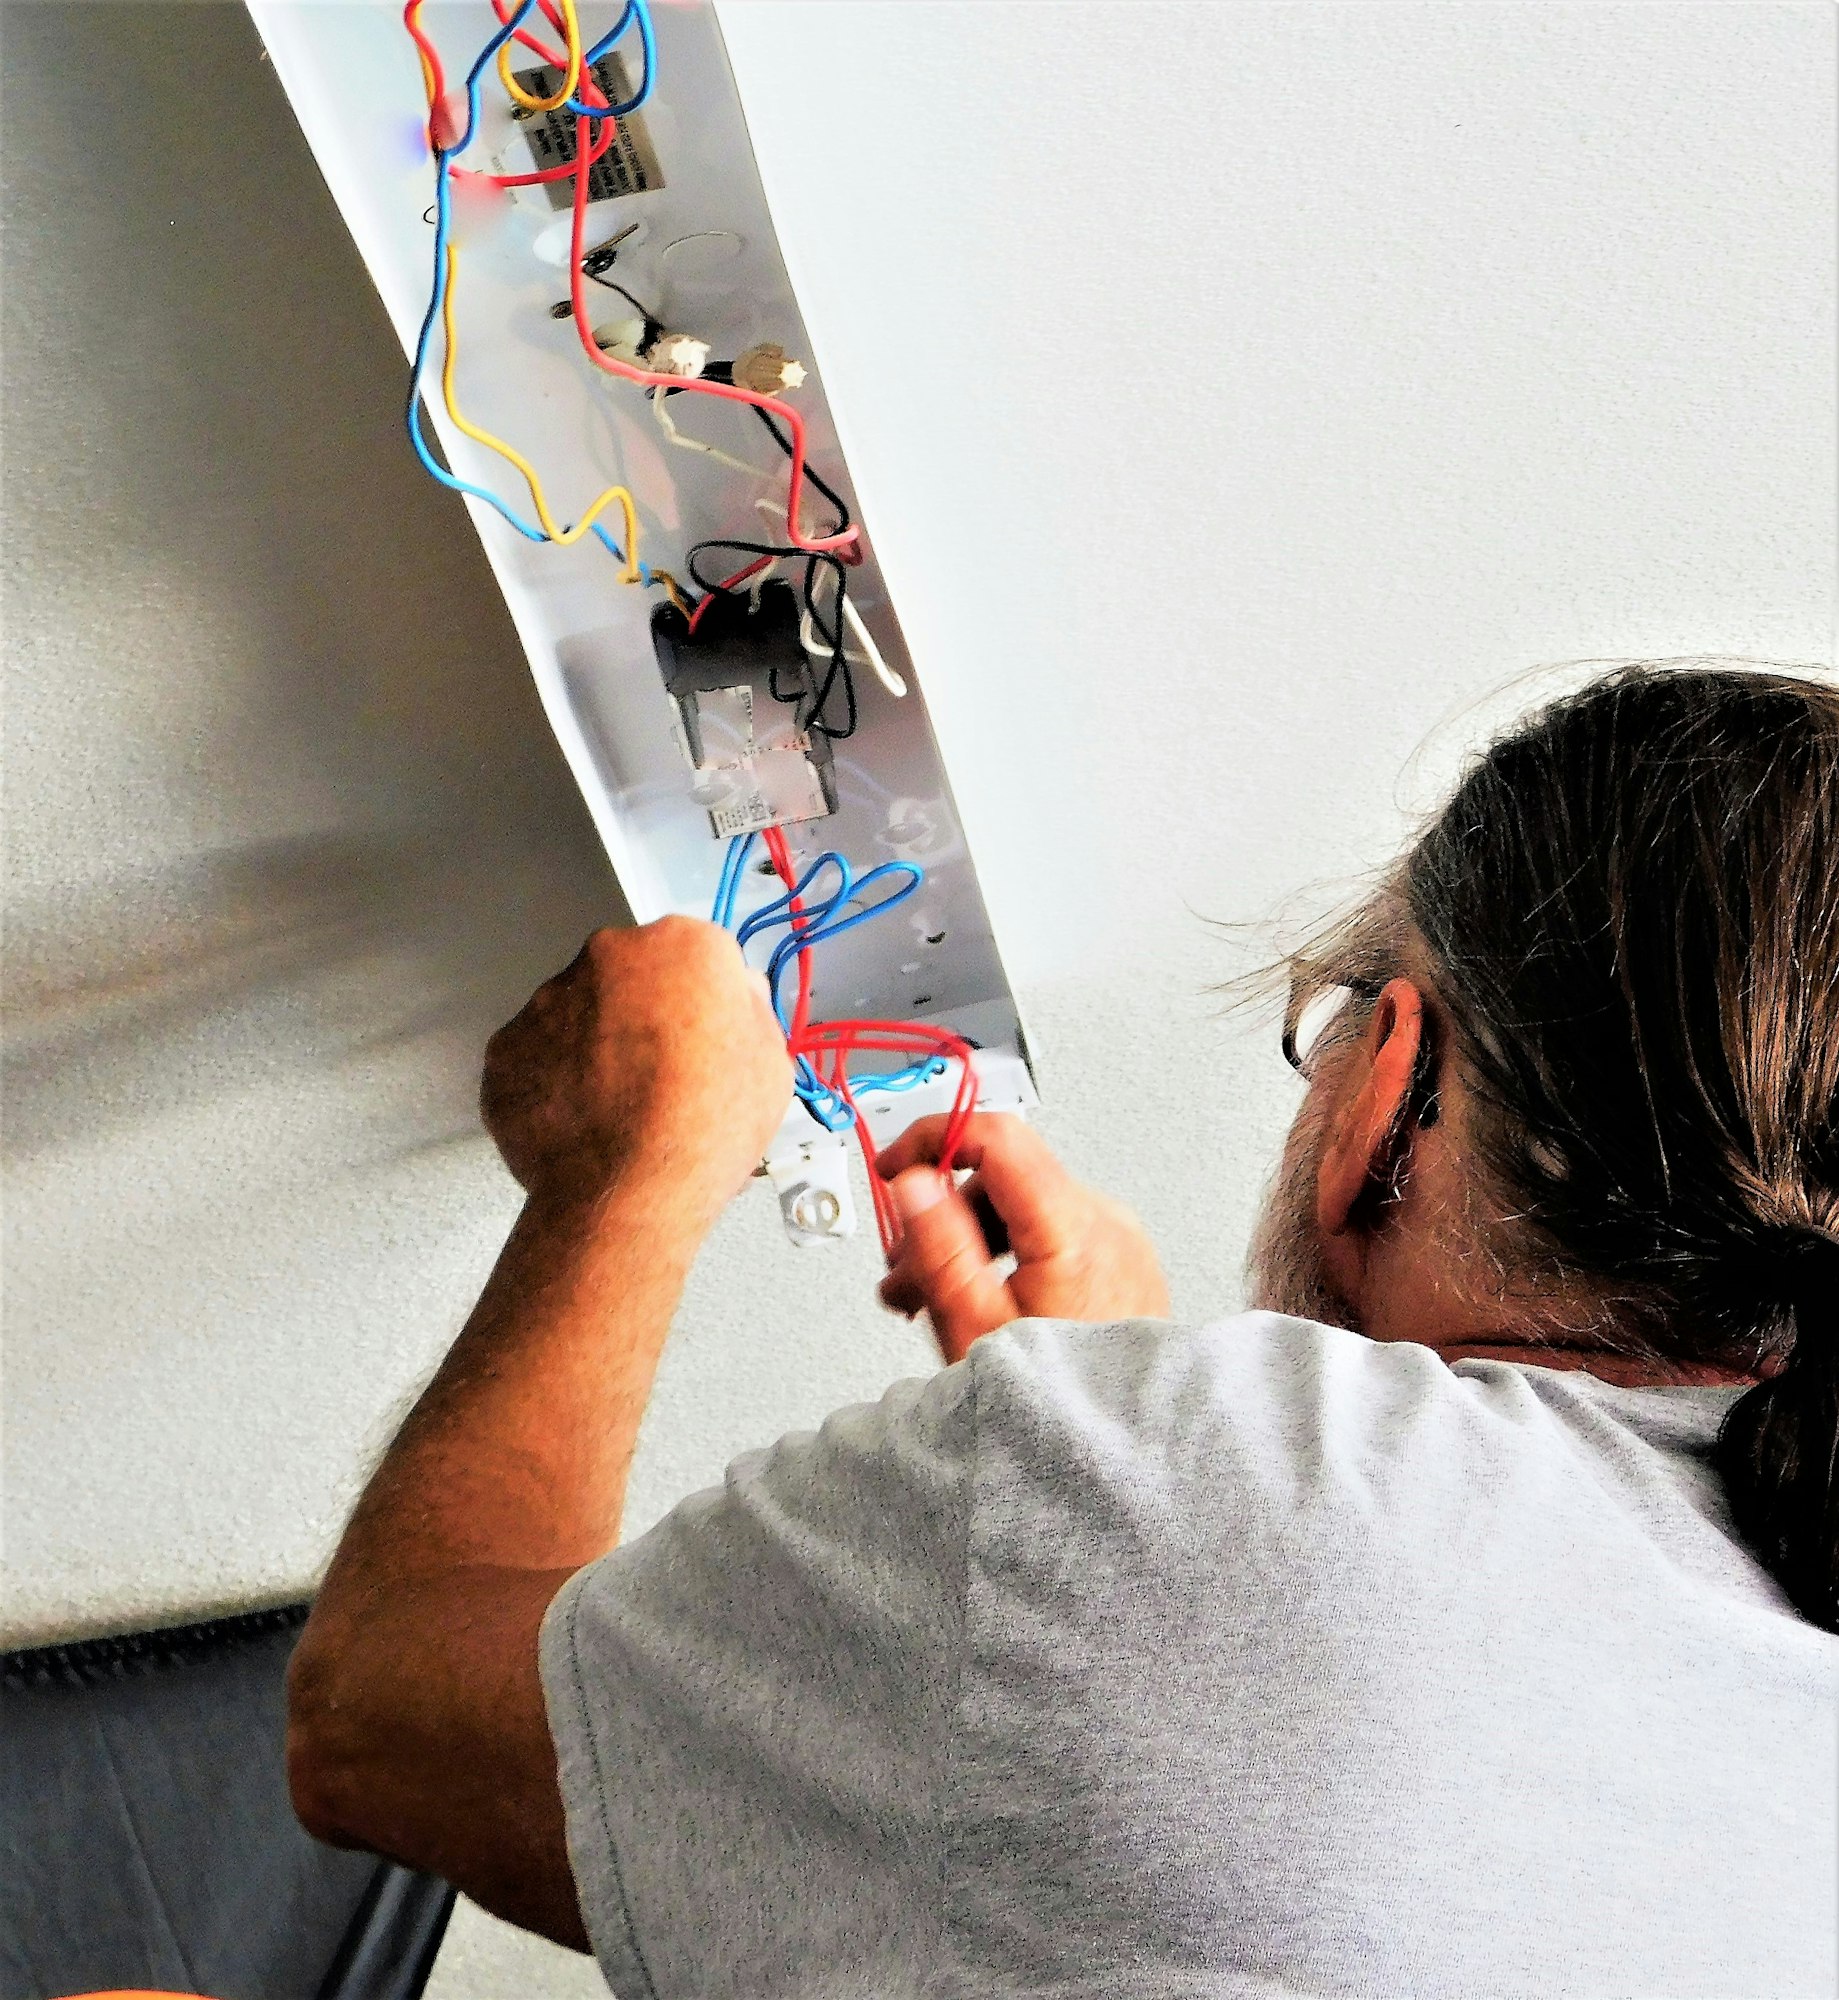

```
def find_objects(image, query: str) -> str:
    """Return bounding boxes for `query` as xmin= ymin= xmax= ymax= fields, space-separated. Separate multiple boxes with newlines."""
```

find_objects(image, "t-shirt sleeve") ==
xmin=538 ymin=1359 xmax=977 ymax=2000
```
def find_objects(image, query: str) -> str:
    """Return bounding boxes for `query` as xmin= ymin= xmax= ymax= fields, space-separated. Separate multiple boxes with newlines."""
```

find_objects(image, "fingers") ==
xmin=877 ymin=1113 xmax=1079 ymax=1269
xmin=878 ymin=1166 xmax=1019 ymax=1365
xmin=873 ymin=1114 xmax=956 ymax=1179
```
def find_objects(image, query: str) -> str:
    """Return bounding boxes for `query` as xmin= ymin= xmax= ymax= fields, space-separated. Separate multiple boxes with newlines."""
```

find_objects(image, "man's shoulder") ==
xmin=967 ymin=1308 xmax=1481 ymax=1440
xmin=959 ymin=1313 xmax=1554 ymax=1534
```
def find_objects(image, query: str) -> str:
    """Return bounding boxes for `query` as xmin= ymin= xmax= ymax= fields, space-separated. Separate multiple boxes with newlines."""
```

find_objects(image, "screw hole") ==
xmin=924 ymin=931 xmax=946 ymax=946
xmin=912 ymin=994 xmax=933 ymax=1008
xmin=756 ymin=859 xmax=777 ymax=875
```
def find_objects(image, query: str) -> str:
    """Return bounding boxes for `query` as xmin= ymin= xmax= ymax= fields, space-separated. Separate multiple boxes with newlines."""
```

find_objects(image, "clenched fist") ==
xmin=481 ymin=917 xmax=793 ymax=1221
xmin=877 ymin=1113 xmax=1171 ymax=1363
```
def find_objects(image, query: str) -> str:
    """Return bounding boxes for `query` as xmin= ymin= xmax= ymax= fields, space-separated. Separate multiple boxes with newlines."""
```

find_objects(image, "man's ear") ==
xmin=1315 ymin=979 xmax=1427 ymax=1242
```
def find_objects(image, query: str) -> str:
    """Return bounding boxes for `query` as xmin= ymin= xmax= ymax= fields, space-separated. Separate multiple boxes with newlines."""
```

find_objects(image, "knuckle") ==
xmin=930 ymin=1234 xmax=997 ymax=1304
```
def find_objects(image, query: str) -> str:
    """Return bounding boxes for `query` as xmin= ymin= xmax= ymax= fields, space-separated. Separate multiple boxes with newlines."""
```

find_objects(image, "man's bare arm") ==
xmin=285 ymin=919 xmax=793 ymax=1948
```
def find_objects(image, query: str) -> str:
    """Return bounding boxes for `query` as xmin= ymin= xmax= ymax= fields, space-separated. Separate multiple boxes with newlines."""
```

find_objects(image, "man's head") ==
xmin=1248 ymin=662 xmax=1839 ymax=1626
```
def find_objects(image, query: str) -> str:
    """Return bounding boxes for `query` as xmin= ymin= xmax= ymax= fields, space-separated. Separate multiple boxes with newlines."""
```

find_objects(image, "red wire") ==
xmin=475 ymin=116 xmax=615 ymax=187
xmin=753 ymin=827 xmax=972 ymax=1250
xmin=475 ymin=0 xmax=620 ymax=187
xmin=792 ymin=1013 xmax=978 ymax=1253
xmin=562 ymin=113 xmax=859 ymax=560
xmin=833 ymin=1062 xmax=899 ymax=1251
xmin=762 ymin=824 xmax=813 ymax=1040
xmin=489 ymin=0 xmax=574 ymax=69
xmin=404 ymin=0 xmax=449 ymax=110
xmin=408 ymin=0 xmax=615 ymax=183
xmin=685 ymin=556 xmax=774 ymax=635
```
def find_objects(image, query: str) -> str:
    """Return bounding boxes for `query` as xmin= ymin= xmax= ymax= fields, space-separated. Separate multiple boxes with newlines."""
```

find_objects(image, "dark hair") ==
xmin=1385 ymin=664 xmax=1839 ymax=1628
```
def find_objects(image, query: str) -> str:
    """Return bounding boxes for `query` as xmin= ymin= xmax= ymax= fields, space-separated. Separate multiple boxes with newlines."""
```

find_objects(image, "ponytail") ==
xmin=1714 ymin=1235 xmax=1839 ymax=1630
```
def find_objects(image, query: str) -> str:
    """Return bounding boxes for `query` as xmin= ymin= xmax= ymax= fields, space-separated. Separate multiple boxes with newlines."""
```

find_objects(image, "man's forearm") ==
xmin=320 ymin=1169 xmax=708 ymax=1606
xmin=286 ymin=1168 xmax=710 ymax=1920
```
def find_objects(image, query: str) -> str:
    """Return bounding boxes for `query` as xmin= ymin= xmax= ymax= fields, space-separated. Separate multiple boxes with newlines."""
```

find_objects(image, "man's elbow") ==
xmin=286 ymin=1617 xmax=379 ymax=1850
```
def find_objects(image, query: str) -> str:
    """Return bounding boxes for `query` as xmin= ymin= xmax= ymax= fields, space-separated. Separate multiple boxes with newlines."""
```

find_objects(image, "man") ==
xmin=288 ymin=663 xmax=1838 ymax=1997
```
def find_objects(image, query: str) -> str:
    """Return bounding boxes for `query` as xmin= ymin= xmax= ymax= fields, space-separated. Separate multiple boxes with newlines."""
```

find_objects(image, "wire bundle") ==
xmin=404 ymin=0 xmax=860 ymax=588
xmin=405 ymin=3 xmax=965 ymax=1248
xmin=404 ymin=0 xmax=639 ymax=571
xmin=714 ymin=829 xmax=976 ymax=1251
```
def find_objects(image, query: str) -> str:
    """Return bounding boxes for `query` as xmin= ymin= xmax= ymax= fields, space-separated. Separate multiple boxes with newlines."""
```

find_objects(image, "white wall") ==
xmin=4 ymin=2 xmax=1832 ymax=1992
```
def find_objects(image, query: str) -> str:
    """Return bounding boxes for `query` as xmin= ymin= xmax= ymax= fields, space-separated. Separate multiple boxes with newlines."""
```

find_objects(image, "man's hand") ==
xmin=877 ymin=1114 xmax=1170 ymax=1363
xmin=482 ymin=916 xmax=793 ymax=1223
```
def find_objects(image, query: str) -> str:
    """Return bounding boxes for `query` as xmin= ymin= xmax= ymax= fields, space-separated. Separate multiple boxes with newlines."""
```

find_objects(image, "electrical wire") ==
xmin=406 ymin=2 xmax=855 ymax=580
xmin=655 ymin=387 xmax=778 ymax=481
xmin=588 ymin=271 xmax=660 ymax=324
xmin=405 ymin=7 xmax=952 ymax=1249
xmin=680 ymin=540 xmax=856 ymax=737
xmin=473 ymin=1 xmax=618 ymax=185
xmin=684 ymin=551 xmax=779 ymax=635
xmin=752 ymin=495 xmax=906 ymax=698
xmin=712 ymin=828 xmax=978 ymax=1249
xmin=557 ymin=106 xmax=858 ymax=559
xmin=483 ymin=0 xmax=654 ymax=121
xmin=496 ymin=0 xmax=582 ymax=110
xmin=404 ymin=0 xmax=644 ymax=578
xmin=652 ymin=568 xmax=692 ymax=618
xmin=441 ymin=248 xmax=639 ymax=563
xmin=752 ymin=406 xmax=850 ymax=536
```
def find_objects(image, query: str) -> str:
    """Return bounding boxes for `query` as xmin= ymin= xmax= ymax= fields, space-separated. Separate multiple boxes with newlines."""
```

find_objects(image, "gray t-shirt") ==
xmin=540 ymin=1314 xmax=1839 ymax=1998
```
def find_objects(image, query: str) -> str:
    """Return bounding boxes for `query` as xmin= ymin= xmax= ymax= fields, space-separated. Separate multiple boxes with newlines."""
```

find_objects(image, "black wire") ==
xmin=752 ymin=406 xmax=852 ymax=537
xmin=801 ymin=554 xmax=856 ymax=740
xmin=684 ymin=537 xmax=799 ymax=594
xmin=583 ymin=269 xmax=659 ymax=325
xmin=744 ymin=413 xmax=856 ymax=733
xmin=682 ymin=538 xmax=858 ymax=742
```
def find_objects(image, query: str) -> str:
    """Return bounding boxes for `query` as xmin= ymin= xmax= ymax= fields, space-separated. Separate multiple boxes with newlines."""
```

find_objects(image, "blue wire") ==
xmin=568 ymin=0 xmax=655 ymax=116
xmin=585 ymin=0 xmax=636 ymax=62
xmin=737 ymin=852 xmax=852 ymax=949
xmin=712 ymin=834 xmax=943 ymax=1125
xmin=711 ymin=831 xmax=756 ymax=929
xmin=403 ymin=0 xmax=647 ymax=578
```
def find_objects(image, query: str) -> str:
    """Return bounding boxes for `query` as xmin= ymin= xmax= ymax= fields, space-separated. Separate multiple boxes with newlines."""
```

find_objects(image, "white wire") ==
xmin=752 ymin=498 xmax=907 ymax=699
xmin=652 ymin=386 xmax=776 ymax=480
xmin=841 ymin=593 xmax=907 ymax=699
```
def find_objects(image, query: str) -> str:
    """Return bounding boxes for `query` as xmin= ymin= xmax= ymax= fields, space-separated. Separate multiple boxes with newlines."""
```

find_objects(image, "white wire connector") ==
xmin=644 ymin=331 xmax=711 ymax=379
xmin=732 ymin=342 xmax=808 ymax=397
xmin=652 ymin=386 xmax=776 ymax=479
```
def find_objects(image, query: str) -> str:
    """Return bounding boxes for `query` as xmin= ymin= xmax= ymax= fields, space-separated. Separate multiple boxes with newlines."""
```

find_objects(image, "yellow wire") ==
xmin=497 ymin=0 xmax=584 ymax=113
xmin=440 ymin=242 xmax=641 ymax=581
xmin=406 ymin=0 xmax=439 ymax=112
xmin=652 ymin=570 xmax=691 ymax=618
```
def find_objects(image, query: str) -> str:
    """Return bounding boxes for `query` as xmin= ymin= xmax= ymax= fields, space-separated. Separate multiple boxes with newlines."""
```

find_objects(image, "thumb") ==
xmin=879 ymin=1167 xmax=1019 ymax=1365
